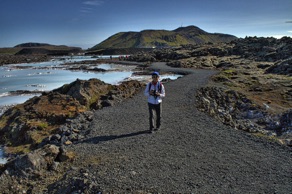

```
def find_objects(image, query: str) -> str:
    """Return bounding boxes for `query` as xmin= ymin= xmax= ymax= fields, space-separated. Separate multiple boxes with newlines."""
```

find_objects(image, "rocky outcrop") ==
xmin=46 ymin=166 xmax=101 ymax=193
xmin=231 ymin=36 xmax=292 ymax=62
xmin=0 ymin=144 xmax=75 ymax=192
xmin=127 ymin=51 xmax=157 ymax=62
xmin=265 ymin=57 xmax=292 ymax=76
xmin=0 ymin=79 xmax=143 ymax=151
xmin=0 ymin=54 xmax=50 ymax=66
xmin=38 ymin=80 xmax=145 ymax=147
xmin=85 ymin=48 xmax=154 ymax=55
xmin=2 ymin=145 xmax=64 ymax=177
xmin=196 ymin=87 xmax=292 ymax=146
xmin=125 ymin=37 xmax=292 ymax=123
xmin=127 ymin=37 xmax=292 ymax=70
xmin=15 ymin=47 xmax=82 ymax=56
xmin=53 ymin=78 xmax=110 ymax=108
xmin=39 ymin=111 xmax=94 ymax=147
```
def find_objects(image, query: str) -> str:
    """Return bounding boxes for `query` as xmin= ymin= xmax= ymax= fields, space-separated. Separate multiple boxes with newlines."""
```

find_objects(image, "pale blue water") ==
xmin=0 ymin=56 xmax=181 ymax=108
xmin=0 ymin=56 xmax=182 ymax=163
xmin=0 ymin=56 xmax=134 ymax=164
xmin=0 ymin=57 xmax=134 ymax=107
xmin=0 ymin=147 xmax=7 ymax=164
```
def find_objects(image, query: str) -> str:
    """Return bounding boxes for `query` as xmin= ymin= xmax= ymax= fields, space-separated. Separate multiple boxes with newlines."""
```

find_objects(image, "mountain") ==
xmin=14 ymin=43 xmax=53 ymax=47
xmin=90 ymin=25 xmax=237 ymax=50
xmin=13 ymin=42 xmax=82 ymax=55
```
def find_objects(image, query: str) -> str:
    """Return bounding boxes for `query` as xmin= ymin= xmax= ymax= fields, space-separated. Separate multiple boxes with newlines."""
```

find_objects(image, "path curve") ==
xmin=63 ymin=62 xmax=292 ymax=193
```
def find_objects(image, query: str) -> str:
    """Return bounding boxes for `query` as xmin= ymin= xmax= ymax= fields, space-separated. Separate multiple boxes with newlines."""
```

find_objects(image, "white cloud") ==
xmin=80 ymin=0 xmax=103 ymax=14
xmin=80 ymin=7 xmax=93 ymax=13
xmin=83 ymin=0 xmax=104 ymax=6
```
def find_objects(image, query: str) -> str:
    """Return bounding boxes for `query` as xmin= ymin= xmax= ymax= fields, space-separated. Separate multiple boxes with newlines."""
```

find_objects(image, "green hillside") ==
xmin=90 ymin=25 xmax=237 ymax=50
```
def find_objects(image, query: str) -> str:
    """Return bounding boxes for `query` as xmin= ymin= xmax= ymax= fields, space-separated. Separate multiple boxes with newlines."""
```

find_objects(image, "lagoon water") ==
xmin=0 ymin=56 xmax=134 ymax=108
xmin=0 ymin=148 xmax=7 ymax=164
xmin=0 ymin=56 xmax=133 ymax=163
xmin=0 ymin=56 xmax=182 ymax=163
xmin=0 ymin=56 xmax=181 ymax=110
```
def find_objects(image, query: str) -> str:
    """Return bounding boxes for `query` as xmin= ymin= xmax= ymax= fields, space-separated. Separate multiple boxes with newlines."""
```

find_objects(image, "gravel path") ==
xmin=66 ymin=62 xmax=292 ymax=193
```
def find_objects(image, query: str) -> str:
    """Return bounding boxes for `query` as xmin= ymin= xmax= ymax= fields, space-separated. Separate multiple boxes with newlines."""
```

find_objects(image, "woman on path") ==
xmin=144 ymin=72 xmax=166 ymax=133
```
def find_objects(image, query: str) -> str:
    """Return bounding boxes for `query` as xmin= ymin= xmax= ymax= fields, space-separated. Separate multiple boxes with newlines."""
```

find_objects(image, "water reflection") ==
xmin=0 ymin=147 xmax=7 ymax=165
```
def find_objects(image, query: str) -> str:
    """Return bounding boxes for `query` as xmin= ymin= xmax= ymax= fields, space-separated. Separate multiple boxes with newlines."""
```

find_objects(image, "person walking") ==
xmin=144 ymin=71 xmax=165 ymax=133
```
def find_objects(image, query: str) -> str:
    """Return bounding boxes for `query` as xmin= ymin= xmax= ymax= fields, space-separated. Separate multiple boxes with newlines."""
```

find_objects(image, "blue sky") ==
xmin=0 ymin=0 xmax=291 ymax=49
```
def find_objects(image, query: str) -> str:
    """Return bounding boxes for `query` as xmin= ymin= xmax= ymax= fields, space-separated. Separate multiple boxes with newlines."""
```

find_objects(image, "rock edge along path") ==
xmin=64 ymin=62 xmax=291 ymax=193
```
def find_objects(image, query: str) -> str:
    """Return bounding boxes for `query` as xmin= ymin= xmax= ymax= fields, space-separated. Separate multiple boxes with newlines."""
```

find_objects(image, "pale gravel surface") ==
xmin=63 ymin=62 xmax=292 ymax=193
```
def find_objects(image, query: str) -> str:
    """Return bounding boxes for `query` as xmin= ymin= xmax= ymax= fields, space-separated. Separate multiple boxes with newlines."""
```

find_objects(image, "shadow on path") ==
xmin=81 ymin=130 xmax=150 ymax=144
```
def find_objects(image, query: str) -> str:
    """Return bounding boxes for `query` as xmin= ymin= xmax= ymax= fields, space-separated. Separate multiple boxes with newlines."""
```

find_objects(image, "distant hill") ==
xmin=14 ymin=43 xmax=53 ymax=47
xmin=90 ymin=25 xmax=237 ymax=50
xmin=13 ymin=42 xmax=82 ymax=55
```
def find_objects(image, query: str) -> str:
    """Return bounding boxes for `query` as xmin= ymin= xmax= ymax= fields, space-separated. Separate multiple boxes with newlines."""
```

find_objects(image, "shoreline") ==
xmin=0 ymin=58 xmax=139 ymax=115
xmin=0 ymin=73 xmax=182 ymax=117
xmin=0 ymin=58 xmax=183 ymax=117
xmin=0 ymin=54 xmax=51 ymax=66
xmin=0 ymin=62 xmax=291 ymax=193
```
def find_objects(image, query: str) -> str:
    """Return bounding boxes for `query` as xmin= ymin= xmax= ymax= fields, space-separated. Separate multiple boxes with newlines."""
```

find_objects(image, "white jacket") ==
xmin=144 ymin=81 xmax=165 ymax=104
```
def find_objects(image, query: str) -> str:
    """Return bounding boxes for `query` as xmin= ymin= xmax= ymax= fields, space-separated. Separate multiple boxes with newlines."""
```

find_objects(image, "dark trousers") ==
xmin=148 ymin=103 xmax=162 ymax=130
